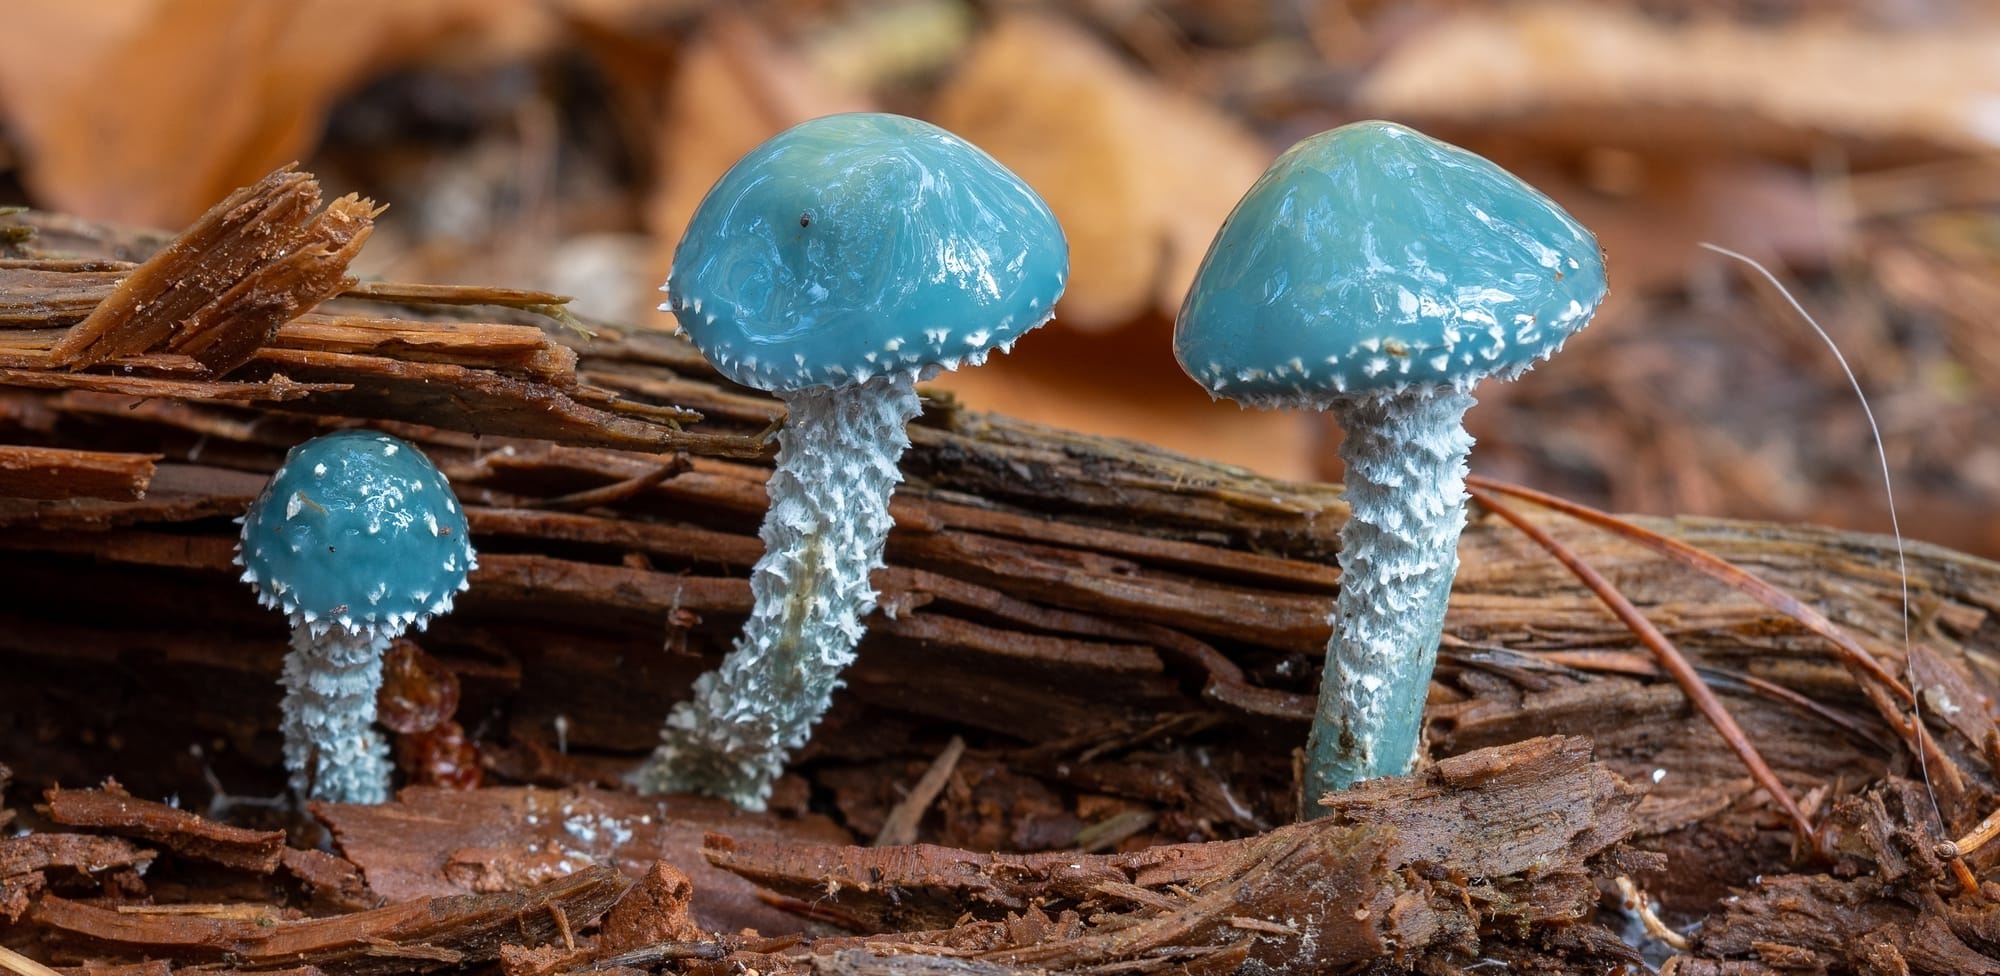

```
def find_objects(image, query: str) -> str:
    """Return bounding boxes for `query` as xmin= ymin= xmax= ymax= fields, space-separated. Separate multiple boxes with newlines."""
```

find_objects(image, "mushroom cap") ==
xmin=1175 ymin=120 xmax=1605 ymax=407
xmin=663 ymin=113 xmax=1069 ymax=393
xmin=236 ymin=430 xmax=476 ymax=637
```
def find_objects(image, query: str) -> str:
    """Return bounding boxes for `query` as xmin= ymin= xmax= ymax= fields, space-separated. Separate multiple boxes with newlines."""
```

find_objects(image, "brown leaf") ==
xmin=920 ymin=16 xmax=1313 ymax=478
xmin=1357 ymin=4 xmax=2000 ymax=160
xmin=0 ymin=0 xmax=527 ymax=226
xmin=931 ymin=14 xmax=1271 ymax=333
xmin=930 ymin=328 xmax=1322 ymax=482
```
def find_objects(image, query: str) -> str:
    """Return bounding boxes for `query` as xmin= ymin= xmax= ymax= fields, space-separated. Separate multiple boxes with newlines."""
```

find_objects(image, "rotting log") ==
xmin=3 ymin=196 xmax=2000 ymax=973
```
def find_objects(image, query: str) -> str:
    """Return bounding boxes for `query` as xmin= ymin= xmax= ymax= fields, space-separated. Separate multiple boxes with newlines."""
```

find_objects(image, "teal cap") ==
xmin=663 ymin=113 xmax=1069 ymax=393
xmin=237 ymin=430 xmax=476 ymax=637
xmin=1176 ymin=120 xmax=1605 ymax=406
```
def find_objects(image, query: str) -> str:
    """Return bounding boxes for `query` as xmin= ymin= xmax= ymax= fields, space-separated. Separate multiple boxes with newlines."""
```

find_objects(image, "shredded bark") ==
xmin=43 ymin=789 xmax=284 ymax=874
xmin=0 ymin=836 xmax=153 ymax=923
xmin=46 ymin=167 xmax=376 ymax=375
xmin=33 ymin=865 xmax=629 ymax=976
xmin=873 ymin=737 xmax=966 ymax=849
xmin=0 ymin=836 xmax=155 ymax=883
xmin=0 ymin=446 xmax=156 ymax=501
xmin=312 ymin=786 xmax=851 ymax=936
xmin=705 ymin=736 xmax=1636 ymax=972
xmin=278 ymin=848 xmax=373 ymax=914
xmin=594 ymin=862 xmax=702 ymax=954
xmin=0 ymin=368 xmax=344 ymax=402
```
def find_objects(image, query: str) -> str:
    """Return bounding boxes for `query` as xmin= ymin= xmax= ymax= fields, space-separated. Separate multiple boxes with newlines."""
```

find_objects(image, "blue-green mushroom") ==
xmin=236 ymin=429 xmax=475 ymax=803
xmin=639 ymin=112 xmax=1068 ymax=809
xmin=1176 ymin=120 xmax=1606 ymax=807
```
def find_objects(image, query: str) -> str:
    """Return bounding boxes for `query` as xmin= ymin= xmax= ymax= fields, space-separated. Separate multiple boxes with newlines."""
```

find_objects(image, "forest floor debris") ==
xmin=4 ymin=172 xmax=2000 ymax=974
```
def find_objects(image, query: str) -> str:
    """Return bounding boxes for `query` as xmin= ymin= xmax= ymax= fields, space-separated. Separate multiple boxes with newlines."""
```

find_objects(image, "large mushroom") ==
xmin=1175 ymin=120 xmax=1606 ymax=805
xmin=638 ymin=112 xmax=1068 ymax=809
xmin=236 ymin=429 xmax=475 ymax=803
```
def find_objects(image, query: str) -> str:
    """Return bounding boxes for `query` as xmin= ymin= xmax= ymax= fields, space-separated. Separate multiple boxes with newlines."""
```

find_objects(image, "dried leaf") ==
xmin=1358 ymin=4 xmax=2000 ymax=158
xmin=918 ymin=16 xmax=1314 ymax=478
xmin=0 ymin=0 xmax=534 ymax=226
xmin=931 ymin=14 xmax=1270 ymax=332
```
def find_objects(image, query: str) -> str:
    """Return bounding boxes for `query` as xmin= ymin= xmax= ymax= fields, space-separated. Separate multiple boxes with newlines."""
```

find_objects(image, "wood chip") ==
xmin=707 ymin=736 xmax=1640 ymax=973
xmin=32 ymin=864 xmax=630 ymax=976
xmin=595 ymin=862 xmax=702 ymax=955
xmin=872 ymin=736 xmax=966 ymax=848
xmin=314 ymin=786 xmax=850 ymax=937
xmin=0 ymin=834 xmax=155 ymax=880
xmin=48 ymin=167 xmax=375 ymax=374
xmin=0 ymin=446 xmax=157 ymax=501
xmin=44 ymin=788 xmax=284 ymax=873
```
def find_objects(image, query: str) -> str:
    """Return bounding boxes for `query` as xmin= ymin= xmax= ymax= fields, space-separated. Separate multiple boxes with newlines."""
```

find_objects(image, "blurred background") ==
xmin=1 ymin=0 xmax=1997 ymax=555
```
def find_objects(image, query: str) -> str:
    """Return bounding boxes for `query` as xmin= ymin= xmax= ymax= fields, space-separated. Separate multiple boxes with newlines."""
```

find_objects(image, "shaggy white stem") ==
xmin=638 ymin=374 xmax=922 ymax=809
xmin=280 ymin=625 xmax=393 ymax=803
xmin=1304 ymin=389 xmax=1475 ymax=807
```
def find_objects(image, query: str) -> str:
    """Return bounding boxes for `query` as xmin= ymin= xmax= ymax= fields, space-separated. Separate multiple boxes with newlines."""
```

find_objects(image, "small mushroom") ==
xmin=1175 ymin=120 xmax=1606 ymax=805
xmin=236 ymin=429 xmax=476 ymax=803
xmin=638 ymin=112 xmax=1067 ymax=808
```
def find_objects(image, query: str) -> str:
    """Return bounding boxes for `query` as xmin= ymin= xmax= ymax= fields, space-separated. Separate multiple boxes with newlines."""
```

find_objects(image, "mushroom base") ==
xmin=635 ymin=375 xmax=923 ymax=809
xmin=280 ymin=624 xmax=393 ymax=804
xmin=1304 ymin=389 xmax=1475 ymax=808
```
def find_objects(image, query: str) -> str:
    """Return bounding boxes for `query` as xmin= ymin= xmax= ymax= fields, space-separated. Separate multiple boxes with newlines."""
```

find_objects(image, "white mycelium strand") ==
xmin=636 ymin=374 xmax=923 ymax=809
xmin=1304 ymin=388 xmax=1475 ymax=802
xmin=279 ymin=622 xmax=394 ymax=804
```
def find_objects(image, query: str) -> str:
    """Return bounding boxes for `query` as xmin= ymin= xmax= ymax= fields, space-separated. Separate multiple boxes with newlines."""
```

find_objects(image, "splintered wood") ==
xmin=0 ymin=446 xmax=155 ymax=500
xmin=44 ymin=167 xmax=377 ymax=375
xmin=41 ymin=788 xmax=284 ymax=873
xmin=5 ymin=178 xmax=2000 ymax=973
xmin=0 ymin=172 xmax=742 ymax=457
xmin=702 ymin=737 xmax=1641 ymax=971
xmin=4 ymin=742 xmax=1641 ymax=974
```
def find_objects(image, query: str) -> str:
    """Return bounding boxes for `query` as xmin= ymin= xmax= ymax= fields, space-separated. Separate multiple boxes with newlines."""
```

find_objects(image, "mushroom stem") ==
xmin=637 ymin=374 xmax=924 ymax=809
xmin=1305 ymin=389 xmax=1475 ymax=806
xmin=280 ymin=625 xmax=393 ymax=804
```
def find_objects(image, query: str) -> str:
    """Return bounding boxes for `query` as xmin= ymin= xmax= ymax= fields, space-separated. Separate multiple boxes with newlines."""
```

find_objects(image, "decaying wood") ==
xmin=703 ymin=737 xmax=1642 ymax=972
xmin=594 ymin=861 xmax=702 ymax=954
xmin=33 ymin=865 xmax=629 ymax=976
xmin=0 ymin=446 xmax=156 ymax=501
xmin=45 ymin=167 xmax=376 ymax=375
xmin=5 ymin=183 xmax=2000 ymax=973
xmin=42 ymin=789 xmax=284 ymax=874
xmin=0 ymin=183 xmax=742 ymax=454
xmin=313 ymin=785 xmax=851 ymax=936
xmin=0 ymin=741 xmax=1643 ymax=975
xmin=1471 ymin=483 xmax=1817 ymax=842
xmin=4 ymin=792 xmax=637 ymax=974
xmin=0 ymin=834 xmax=153 ymax=923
